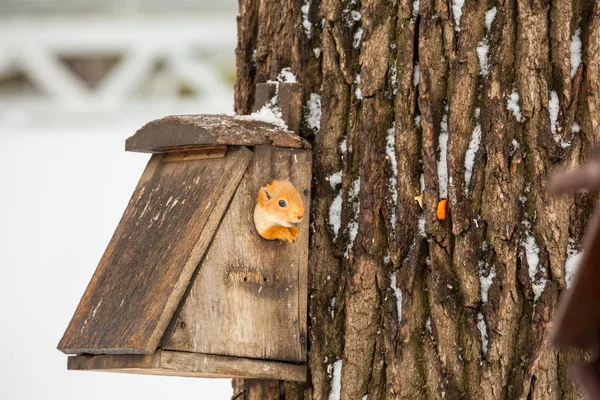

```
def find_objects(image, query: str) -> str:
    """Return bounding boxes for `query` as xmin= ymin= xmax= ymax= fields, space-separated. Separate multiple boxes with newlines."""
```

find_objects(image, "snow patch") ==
xmin=412 ymin=0 xmax=420 ymax=17
xmin=313 ymin=47 xmax=322 ymax=58
xmin=413 ymin=63 xmax=420 ymax=88
xmin=479 ymin=262 xmax=496 ymax=303
xmin=386 ymin=123 xmax=398 ymax=228
xmin=328 ymin=171 xmax=343 ymax=190
xmin=328 ymin=360 xmax=343 ymax=400
xmin=549 ymin=90 xmax=560 ymax=134
xmin=465 ymin=111 xmax=482 ymax=196
xmin=438 ymin=112 xmax=449 ymax=198
xmin=355 ymin=74 xmax=363 ymax=100
xmin=390 ymin=272 xmax=403 ymax=323
xmin=414 ymin=115 xmax=421 ymax=127
xmin=507 ymin=88 xmax=522 ymax=122
xmin=305 ymin=93 xmax=322 ymax=133
xmin=452 ymin=0 xmax=465 ymax=32
xmin=301 ymin=0 xmax=312 ymax=39
xmin=571 ymin=27 xmax=582 ymax=79
xmin=566 ymin=238 xmax=583 ymax=288
xmin=353 ymin=28 xmax=363 ymax=49
xmin=391 ymin=60 xmax=398 ymax=95
xmin=485 ymin=7 xmax=497 ymax=31
xmin=477 ymin=312 xmax=488 ymax=354
xmin=345 ymin=178 xmax=361 ymax=257
xmin=340 ymin=137 xmax=348 ymax=154
xmin=418 ymin=213 xmax=426 ymax=236
xmin=242 ymin=97 xmax=288 ymax=130
xmin=522 ymin=220 xmax=546 ymax=301
xmin=572 ymin=122 xmax=581 ymax=133
xmin=477 ymin=40 xmax=490 ymax=76
xmin=277 ymin=67 xmax=297 ymax=83
xmin=329 ymin=193 xmax=343 ymax=238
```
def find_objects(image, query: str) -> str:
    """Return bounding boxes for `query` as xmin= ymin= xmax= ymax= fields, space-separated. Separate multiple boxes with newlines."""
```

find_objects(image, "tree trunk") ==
xmin=233 ymin=0 xmax=600 ymax=398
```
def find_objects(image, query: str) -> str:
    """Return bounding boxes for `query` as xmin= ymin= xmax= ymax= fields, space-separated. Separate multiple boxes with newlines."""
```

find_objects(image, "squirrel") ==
xmin=254 ymin=180 xmax=304 ymax=243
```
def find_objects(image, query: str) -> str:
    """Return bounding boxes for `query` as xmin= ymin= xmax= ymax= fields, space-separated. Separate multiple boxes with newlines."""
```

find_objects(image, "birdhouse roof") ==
xmin=125 ymin=114 xmax=311 ymax=153
xmin=57 ymin=146 xmax=254 ymax=355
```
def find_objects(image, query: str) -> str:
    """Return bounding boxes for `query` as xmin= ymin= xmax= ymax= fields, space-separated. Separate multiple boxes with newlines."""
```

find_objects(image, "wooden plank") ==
xmin=161 ymin=146 xmax=311 ymax=362
xmin=161 ymin=146 xmax=228 ymax=163
xmin=57 ymin=146 xmax=253 ymax=354
xmin=125 ymin=114 xmax=311 ymax=153
xmin=67 ymin=350 xmax=307 ymax=382
xmin=253 ymin=82 xmax=304 ymax=135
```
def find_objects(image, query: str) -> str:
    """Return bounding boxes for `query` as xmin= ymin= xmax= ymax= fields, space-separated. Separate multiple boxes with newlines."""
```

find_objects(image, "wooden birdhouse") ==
xmin=57 ymin=112 xmax=311 ymax=382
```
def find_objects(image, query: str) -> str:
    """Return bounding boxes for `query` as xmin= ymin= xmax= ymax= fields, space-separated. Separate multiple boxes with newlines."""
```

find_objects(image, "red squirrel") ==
xmin=254 ymin=180 xmax=304 ymax=243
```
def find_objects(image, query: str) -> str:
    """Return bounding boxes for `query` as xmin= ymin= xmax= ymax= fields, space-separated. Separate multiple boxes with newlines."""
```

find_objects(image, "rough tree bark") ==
xmin=233 ymin=0 xmax=600 ymax=398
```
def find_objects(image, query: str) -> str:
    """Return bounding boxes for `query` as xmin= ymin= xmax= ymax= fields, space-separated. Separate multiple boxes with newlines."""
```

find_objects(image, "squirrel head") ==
xmin=255 ymin=180 xmax=304 ymax=228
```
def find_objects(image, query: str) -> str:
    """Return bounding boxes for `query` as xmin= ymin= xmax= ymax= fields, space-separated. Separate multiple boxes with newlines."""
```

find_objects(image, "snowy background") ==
xmin=0 ymin=2 xmax=237 ymax=399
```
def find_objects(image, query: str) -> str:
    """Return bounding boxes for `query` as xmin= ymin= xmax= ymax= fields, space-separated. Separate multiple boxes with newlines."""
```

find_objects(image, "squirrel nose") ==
xmin=297 ymin=214 xmax=303 ymax=221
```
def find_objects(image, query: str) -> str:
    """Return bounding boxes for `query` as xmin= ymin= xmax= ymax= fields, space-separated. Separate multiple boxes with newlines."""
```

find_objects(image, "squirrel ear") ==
xmin=258 ymin=186 xmax=272 ymax=202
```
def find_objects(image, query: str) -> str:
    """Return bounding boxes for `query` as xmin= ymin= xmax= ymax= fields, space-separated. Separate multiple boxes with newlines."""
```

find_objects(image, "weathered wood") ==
xmin=67 ymin=350 xmax=307 ymax=382
xmin=254 ymin=82 xmax=278 ymax=111
xmin=161 ymin=145 xmax=311 ymax=363
xmin=126 ymin=114 xmax=311 ymax=153
xmin=57 ymin=146 xmax=253 ymax=354
xmin=254 ymin=82 xmax=304 ymax=135
xmin=161 ymin=146 xmax=228 ymax=163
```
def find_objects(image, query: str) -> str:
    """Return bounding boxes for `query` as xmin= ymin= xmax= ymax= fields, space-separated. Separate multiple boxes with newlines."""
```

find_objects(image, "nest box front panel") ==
xmin=161 ymin=146 xmax=311 ymax=363
xmin=58 ymin=147 xmax=253 ymax=355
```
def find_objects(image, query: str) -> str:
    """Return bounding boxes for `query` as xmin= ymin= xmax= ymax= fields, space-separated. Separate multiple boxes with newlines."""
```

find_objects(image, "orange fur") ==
xmin=254 ymin=180 xmax=304 ymax=243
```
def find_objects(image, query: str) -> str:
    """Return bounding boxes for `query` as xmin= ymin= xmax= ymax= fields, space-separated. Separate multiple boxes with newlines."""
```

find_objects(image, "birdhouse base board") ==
xmin=67 ymin=350 xmax=307 ymax=382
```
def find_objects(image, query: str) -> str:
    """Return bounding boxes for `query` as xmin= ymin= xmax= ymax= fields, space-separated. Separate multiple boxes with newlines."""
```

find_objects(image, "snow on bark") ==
xmin=464 ymin=108 xmax=482 ymax=196
xmin=345 ymin=178 xmax=361 ymax=257
xmin=479 ymin=261 xmax=496 ymax=303
xmin=328 ymin=360 xmax=343 ymax=400
xmin=328 ymin=171 xmax=343 ymax=190
xmin=549 ymin=90 xmax=559 ymax=134
xmin=301 ymin=0 xmax=312 ymax=38
xmin=412 ymin=0 xmax=420 ymax=17
xmin=386 ymin=123 xmax=398 ymax=229
xmin=571 ymin=27 xmax=582 ymax=79
xmin=277 ymin=67 xmax=297 ymax=82
xmin=477 ymin=312 xmax=488 ymax=354
xmin=305 ymin=93 xmax=322 ymax=133
xmin=452 ymin=0 xmax=465 ymax=32
xmin=506 ymin=88 xmax=522 ymax=122
xmin=413 ymin=63 xmax=420 ymax=87
xmin=438 ymin=112 xmax=449 ymax=198
xmin=390 ymin=272 xmax=403 ymax=324
xmin=355 ymin=74 xmax=362 ymax=100
xmin=477 ymin=40 xmax=490 ymax=76
xmin=340 ymin=137 xmax=348 ymax=154
xmin=565 ymin=238 xmax=583 ymax=288
xmin=485 ymin=7 xmax=497 ymax=31
xmin=522 ymin=219 xmax=546 ymax=301
xmin=353 ymin=28 xmax=363 ymax=49
xmin=329 ymin=193 xmax=343 ymax=238
xmin=391 ymin=59 xmax=398 ymax=95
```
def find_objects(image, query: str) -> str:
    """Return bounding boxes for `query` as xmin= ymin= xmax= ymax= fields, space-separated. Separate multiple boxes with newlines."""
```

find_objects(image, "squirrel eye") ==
xmin=278 ymin=200 xmax=287 ymax=207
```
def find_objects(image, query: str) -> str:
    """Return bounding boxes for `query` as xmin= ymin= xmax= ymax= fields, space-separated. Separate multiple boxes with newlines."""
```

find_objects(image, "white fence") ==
xmin=0 ymin=15 xmax=237 ymax=126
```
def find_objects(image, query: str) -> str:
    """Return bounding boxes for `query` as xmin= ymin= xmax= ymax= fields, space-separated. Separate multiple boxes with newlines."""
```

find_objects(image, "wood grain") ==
xmin=161 ymin=146 xmax=228 ymax=163
xmin=57 ymin=146 xmax=253 ymax=354
xmin=67 ymin=350 xmax=307 ymax=382
xmin=126 ymin=114 xmax=311 ymax=153
xmin=161 ymin=146 xmax=311 ymax=363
